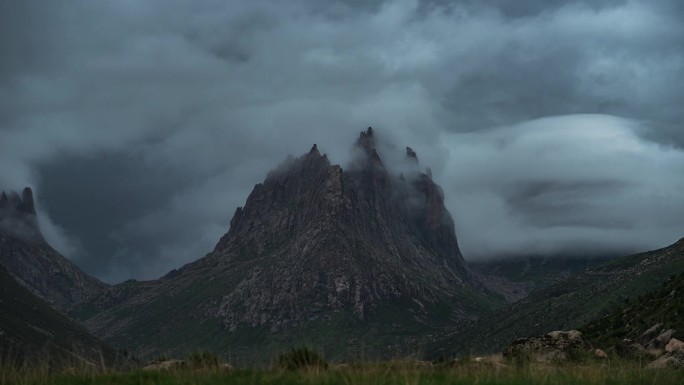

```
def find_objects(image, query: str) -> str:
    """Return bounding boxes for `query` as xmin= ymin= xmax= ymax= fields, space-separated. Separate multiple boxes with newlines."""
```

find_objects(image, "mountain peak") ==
xmin=206 ymin=127 xmax=482 ymax=325
xmin=78 ymin=127 xmax=493 ymax=362
xmin=21 ymin=187 xmax=37 ymax=215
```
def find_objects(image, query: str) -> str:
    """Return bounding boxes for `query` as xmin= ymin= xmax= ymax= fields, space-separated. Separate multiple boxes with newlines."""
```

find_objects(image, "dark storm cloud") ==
xmin=1 ymin=0 xmax=683 ymax=282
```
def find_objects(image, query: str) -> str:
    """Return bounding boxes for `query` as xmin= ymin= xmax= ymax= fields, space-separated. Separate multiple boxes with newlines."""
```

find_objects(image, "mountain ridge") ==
xmin=75 ymin=128 xmax=500 ymax=362
xmin=426 ymin=237 xmax=684 ymax=359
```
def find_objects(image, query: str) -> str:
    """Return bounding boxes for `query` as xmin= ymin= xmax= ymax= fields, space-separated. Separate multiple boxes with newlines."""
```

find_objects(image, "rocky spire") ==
xmin=355 ymin=127 xmax=384 ymax=165
xmin=0 ymin=187 xmax=43 ymax=242
xmin=19 ymin=187 xmax=37 ymax=215
xmin=406 ymin=147 xmax=418 ymax=163
xmin=356 ymin=127 xmax=375 ymax=152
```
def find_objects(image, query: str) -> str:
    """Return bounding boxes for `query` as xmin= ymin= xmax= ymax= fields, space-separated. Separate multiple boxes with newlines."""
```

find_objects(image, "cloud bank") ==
xmin=1 ymin=0 xmax=683 ymax=282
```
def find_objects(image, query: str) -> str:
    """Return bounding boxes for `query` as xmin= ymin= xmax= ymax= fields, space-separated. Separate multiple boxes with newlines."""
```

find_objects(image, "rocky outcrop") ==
xmin=503 ymin=330 xmax=591 ymax=362
xmin=616 ymin=339 xmax=651 ymax=360
xmin=665 ymin=338 xmax=684 ymax=353
xmin=639 ymin=323 xmax=663 ymax=345
xmin=0 ymin=187 xmax=107 ymax=311
xmin=606 ymin=332 xmax=683 ymax=367
xmin=143 ymin=360 xmax=186 ymax=371
xmin=654 ymin=329 xmax=675 ymax=348
xmin=648 ymin=350 xmax=684 ymax=369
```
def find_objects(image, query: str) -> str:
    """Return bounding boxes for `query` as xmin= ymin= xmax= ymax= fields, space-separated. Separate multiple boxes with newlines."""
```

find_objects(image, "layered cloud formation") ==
xmin=1 ymin=0 xmax=683 ymax=282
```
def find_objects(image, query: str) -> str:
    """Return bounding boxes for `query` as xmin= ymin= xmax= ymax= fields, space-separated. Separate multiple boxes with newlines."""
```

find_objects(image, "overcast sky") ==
xmin=1 ymin=0 xmax=683 ymax=283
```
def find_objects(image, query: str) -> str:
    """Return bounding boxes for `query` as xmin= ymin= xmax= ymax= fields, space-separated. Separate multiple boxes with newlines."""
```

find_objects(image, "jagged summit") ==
xmin=406 ymin=146 xmax=419 ymax=162
xmin=355 ymin=127 xmax=383 ymax=163
xmin=0 ymin=187 xmax=42 ymax=242
xmin=0 ymin=187 xmax=37 ymax=215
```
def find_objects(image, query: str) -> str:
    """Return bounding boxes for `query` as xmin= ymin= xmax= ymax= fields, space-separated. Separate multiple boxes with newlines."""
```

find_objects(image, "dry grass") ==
xmin=1 ymin=355 xmax=681 ymax=385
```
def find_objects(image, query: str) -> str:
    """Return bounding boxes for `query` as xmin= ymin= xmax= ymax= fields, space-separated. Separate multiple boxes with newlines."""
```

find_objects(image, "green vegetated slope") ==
xmin=427 ymin=238 xmax=684 ymax=358
xmin=0 ymin=265 xmax=116 ymax=368
xmin=78 ymin=263 xmax=496 ymax=366
xmin=471 ymin=256 xmax=611 ymax=288
xmin=582 ymin=272 xmax=684 ymax=348
xmin=470 ymin=256 xmax=612 ymax=303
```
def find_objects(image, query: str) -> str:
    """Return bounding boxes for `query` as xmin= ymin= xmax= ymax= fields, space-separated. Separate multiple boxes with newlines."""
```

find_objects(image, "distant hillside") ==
xmin=582 ymin=272 xmax=684 ymax=349
xmin=471 ymin=256 xmax=611 ymax=302
xmin=0 ymin=265 xmax=117 ymax=369
xmin=427 ymin=238 xmax=684 ymax=358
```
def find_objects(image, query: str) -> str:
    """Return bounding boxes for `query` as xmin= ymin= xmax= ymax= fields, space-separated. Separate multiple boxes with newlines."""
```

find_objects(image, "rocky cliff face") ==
xmin=79 ymin=128 xmax=497 ymax=361
xmin=0 ymin=187 xmax=107 ymax=311
xmin=198 ymin=128 xmax=482 ymax=331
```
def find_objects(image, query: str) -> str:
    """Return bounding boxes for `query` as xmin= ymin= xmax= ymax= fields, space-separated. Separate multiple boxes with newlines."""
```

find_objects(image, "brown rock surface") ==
xmin=616 ymin=339 xmax=650 ymax=359
xmin=503 ymin=330 xmax=592 ymax=362
xmin=665 ymin=338 xmax=684 ymax=353
xmin=648 ymin=350 xmax=684 ymax=369
xmin=143 ymin=360 xmax=186 ymax=371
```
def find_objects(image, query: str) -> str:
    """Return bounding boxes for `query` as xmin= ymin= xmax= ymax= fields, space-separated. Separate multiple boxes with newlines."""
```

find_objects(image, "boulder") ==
xmin=645 ymin=328 xmax=675 ymax=350
xmin=503 ymin=330 xmax=591 ymax=363
xmin=595 ymin=349 xmax=608 ymax=359
xmin=616 ymin=339 xmax=650 ymax=360
xmin=547 ymin=330 xmax=583 ymax=341
xmin=648 ymin=350 xmax=684 ymax=369
xmin=656 ymin=329 xmax=675 ymax=346
xmin=665 ymin=338 xmax=684 ymax=353
xmin=639 ymin=323 xmax=663 ymax=344
xmin=143 ymin=360 xmax=186 ymax=371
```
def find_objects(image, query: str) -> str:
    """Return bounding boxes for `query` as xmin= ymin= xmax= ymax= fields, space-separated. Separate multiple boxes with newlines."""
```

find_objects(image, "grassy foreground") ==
xmin=1 ymin=359 xmax=682 ymax=385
